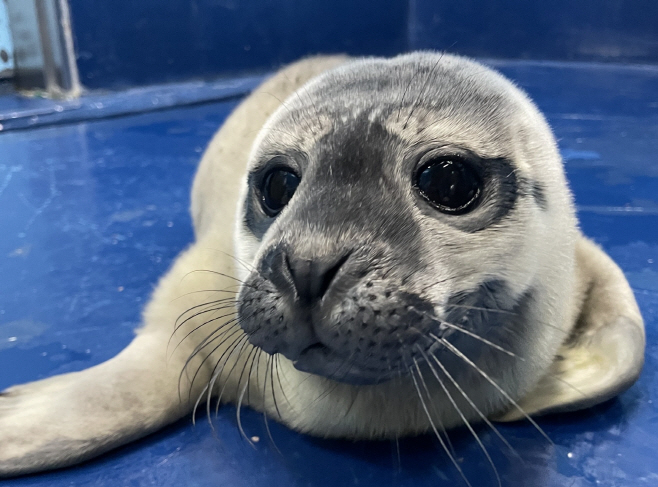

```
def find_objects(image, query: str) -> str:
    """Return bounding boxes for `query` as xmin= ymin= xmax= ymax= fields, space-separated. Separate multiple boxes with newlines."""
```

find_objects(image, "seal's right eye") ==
xmin=260 ymin=167 xmax=300 ymax=216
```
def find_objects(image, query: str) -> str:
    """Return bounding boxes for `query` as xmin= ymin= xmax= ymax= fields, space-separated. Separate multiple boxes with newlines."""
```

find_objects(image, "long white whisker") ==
xmin=184 ymin=323 xmax=242 ymax=400
xmin=274 ymin=355 xmax=293 ymax=408
xmin=268 ymin=354 xmax=283 ymax=419
xmin=410 ymin=366 xmax=472 ymax=487
xmin=440 ymin=321 xmax=523 ymax=360
xmin=174 ymin=304 xmax=236 ymax=334
xmin=417 ymin=350 xmax=502 ymax=487
xmin=174 ymin=296 xmax=236 ymax=328
xmin=172 ymin=287 xmax=239 ymax=298
xmin=192 ymin=332 xmax=245 ymax=427
xmin=445 ymin=303 xmax=517 ymax=316
xmin=236 ymin=379 xmax=256 ymax=449
xmin=199 ymin=247 xmax=255 ymax=273
xmin=215 ymin=337 xmax=252 ymax=412
xmin=169 ymin=310 xmax=237 ymax=360
xmin=435 ymin=335 xmax=553 ymax=444
xmin=181 ymin=269 xmax=251 ymax=286
xmin=427 ymin=349 xmax=521 ymax=459
xmin=261 ymin=355 xmax=282 ymax=454
xmin=407 ymin=356 xmax=455 ymax=457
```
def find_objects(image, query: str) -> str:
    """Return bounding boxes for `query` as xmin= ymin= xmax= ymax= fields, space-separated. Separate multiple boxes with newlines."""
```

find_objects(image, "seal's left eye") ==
xmin=260 ymin=168 xmax=300 ymax=216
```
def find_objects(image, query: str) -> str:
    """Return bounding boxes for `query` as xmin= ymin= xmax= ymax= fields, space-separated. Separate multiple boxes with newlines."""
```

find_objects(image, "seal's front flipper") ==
xmin=495 ymin=237 xmax=645 ymax=421
xmin=0 ymin=242 xmax=232 ymax=477
xmin=0 ymin=329 xmax=193 ymax=477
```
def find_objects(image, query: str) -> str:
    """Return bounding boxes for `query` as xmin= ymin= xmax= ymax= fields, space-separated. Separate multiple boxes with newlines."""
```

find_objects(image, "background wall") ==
xmin=409 ymin=0 xmax=658 ymax=64
xmin=68 ymin=0 xmax=409 ymax=89
xmin=0 ymin=0 xmax=14 ymax=77
xmin=52 ymin=0 xmax=658 ymax=89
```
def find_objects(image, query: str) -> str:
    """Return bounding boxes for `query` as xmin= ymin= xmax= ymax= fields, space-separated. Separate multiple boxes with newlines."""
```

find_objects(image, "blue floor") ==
xmin=0 ymin=60 xmax=657 ymax=487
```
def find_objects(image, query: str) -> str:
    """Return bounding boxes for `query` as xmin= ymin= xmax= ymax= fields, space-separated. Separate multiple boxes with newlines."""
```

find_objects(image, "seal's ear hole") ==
xmin=414 ymin=157 xmax=482 ymax=214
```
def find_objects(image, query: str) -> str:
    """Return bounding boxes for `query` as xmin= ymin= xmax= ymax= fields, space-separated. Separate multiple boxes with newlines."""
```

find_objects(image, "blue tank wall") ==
xmin=409 ymin=0 xmax=658 ymax=64
xmin=68 ymin=0 xmax=409 ymax=89
xmin=67 ymin=0 xmax=658 ymax=89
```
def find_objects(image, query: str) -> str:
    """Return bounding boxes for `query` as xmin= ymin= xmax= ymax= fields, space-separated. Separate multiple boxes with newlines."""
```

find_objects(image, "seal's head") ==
xmin=235 ymin=53 xmax=576 ymax=405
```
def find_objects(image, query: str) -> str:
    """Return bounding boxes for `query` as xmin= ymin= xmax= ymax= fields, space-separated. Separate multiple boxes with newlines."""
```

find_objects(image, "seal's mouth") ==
xmin=298 ymin=342 xmax=329 ymax=356
xmin=292 ymin=342 xmax=394 ymax=385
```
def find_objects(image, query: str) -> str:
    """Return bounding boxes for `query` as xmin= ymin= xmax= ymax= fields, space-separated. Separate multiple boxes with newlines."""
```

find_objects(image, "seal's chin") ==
xmin=291 ymin=343 xmax=395 ymax=385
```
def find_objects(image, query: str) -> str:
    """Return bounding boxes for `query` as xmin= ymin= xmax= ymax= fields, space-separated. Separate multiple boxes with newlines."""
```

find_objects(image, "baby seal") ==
xmin=0 ymin=52 xmax=645 ymax=477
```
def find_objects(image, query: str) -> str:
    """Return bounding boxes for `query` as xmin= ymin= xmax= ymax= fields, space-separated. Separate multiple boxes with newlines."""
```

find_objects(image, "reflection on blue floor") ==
xmin=0 ymin=61 xmax=657 ymax=487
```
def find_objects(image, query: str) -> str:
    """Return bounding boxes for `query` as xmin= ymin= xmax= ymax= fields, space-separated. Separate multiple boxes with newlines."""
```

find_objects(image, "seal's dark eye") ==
xmin=260 ymin=167 xmax=300 ymax=216
xmin=416 ymin=158 xmax=482 ymax=214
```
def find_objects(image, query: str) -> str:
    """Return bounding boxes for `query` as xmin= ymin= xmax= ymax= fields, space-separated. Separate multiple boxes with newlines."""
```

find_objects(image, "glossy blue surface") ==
xmin=0 ymin=74 xmax=262 ymax=132
xmin=0 ymin=61 xmax=657 ymax=486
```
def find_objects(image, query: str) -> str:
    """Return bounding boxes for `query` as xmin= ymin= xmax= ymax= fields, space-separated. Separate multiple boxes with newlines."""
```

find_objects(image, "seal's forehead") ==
xmin=254 ymin=53 xmax=542 ymax=170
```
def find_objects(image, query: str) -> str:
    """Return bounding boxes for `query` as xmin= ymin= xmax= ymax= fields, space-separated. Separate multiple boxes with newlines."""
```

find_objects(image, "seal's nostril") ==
xmin=287 ymin=252 xmax=351 ymax=304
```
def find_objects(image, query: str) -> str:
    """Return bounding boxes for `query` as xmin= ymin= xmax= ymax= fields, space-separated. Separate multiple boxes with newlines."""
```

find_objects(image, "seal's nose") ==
xmin=285 ymin=252 xmax=350 ymax=304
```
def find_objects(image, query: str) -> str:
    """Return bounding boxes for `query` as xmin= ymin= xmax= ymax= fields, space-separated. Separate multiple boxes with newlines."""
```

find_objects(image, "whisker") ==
xmin=262 ymin=354 xmax=282 ymax=454
xmin=179 ymin=317 xmax=242 ymax=396
xmin=408 ymin=356 xmax=456 ymax=459
xmin=234 ymin=344 xmax=259 ymax=409
xmin=175 ymin=294 xmax=236 ymax=319
xmin=254 ymin=90 xmax=315 ymax=136
xmin=245 ymin=346 xmax=261 ymax=407
xmin=214 ymin=336 xmax=252 ymax=415
xmin=418 ymin=271 xmax=471 ymax=296
xmin=426 ymin=349 xmax=521 ymax=460
xmin=168 ymin=309 xmax=237 ymax=359
xmin=341 ymin=386 xmax=360 ymax=426
xmin=185 ymin=326 xmax=243 ymax=405
xmin=416 ymin=352 xmax=502 ymax=487
xmin=274 ymin=355 xmax=293 ymax=408
xmin=403 ymin=53 xmax=446 ymax=130
xmin=204 ymin=333 xmax=253 ymax=427
xmin=199 ymin=247 xmax=255 ymax=273
xmin=308 ymin=380 xmax=340 ymax=411
xmin=440 ymin=321 xmax=523 ymax=360
xmin=191 ymin=333 xmax=247 ymax=425
xmin=396 ymin=64 xmax=415 ymax=123
xmin=235 ymin=342 xmax=262 ymax=447
xmin=410 ymin=367 xmax=473 ymax=487
xmin=308 ymin=349 xmax=360 ymax=409
xmin=307 ymin=356 xmax=371 ymax=427
xmin=546 ymin=369 xmax=590 ymax=399
xmin=268 ymin=354 xmax=283 ymax=419
xmin=170 ymin=288 xmax=238 ymax=302
xmin=181 ymin=269 xmax=251 ymax=286
xmin=445 ymin=303 xmax=517 ymax=316
xmin=236 ymin=379 xmax=256 ymax=449
xmin=444 ymin=323 xmax=588 ymax=400
xmin=436 ymin=335 xmax=553 ymax=444
xmin=174 ymin=301 xmax=237 ymax=334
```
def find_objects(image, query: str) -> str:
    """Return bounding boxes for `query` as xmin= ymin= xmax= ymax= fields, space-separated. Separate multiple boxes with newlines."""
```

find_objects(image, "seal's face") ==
xmin=235 ymin=53 xmax=573 ymax=388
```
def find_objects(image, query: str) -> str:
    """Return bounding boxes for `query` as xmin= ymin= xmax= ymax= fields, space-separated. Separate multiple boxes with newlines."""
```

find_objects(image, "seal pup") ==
xmin=0 ymin=53 xmax=645 ymax=477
